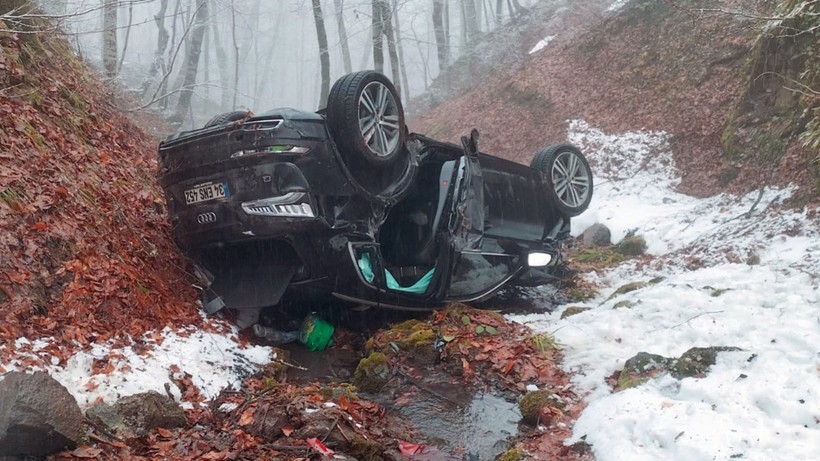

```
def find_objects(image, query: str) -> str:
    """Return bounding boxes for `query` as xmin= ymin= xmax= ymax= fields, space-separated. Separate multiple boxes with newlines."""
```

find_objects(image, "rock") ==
xmin=616 ymin=235 xmax=647 ymax=256
xmin=746 ymin=253 xmax=760 ymax=265
xmin=671 ymin=346 xmax=741 ymax=379
xmin=617 ymin=352 xmax=673 ymax=390
xmin=606 ymin=281 xmax=648 ymax=301
xmin=560 ymin=306 xmax=591 ymax=319
xmin=353 ymin=352 xmax=390 ymax=393
xmin=613 ymin=300 xmax=636 ymax=309
xmin=86 ymin=391 xmax=186 ymax=439
xmin=497 ymin=447 xmax=527 ymax=461
xmin=0 ymin=371 xmax=83 ymax=456
xmin=581 ymin=223 xmax=612 ymax=246
xmin=518 ymin=390 xmax=564 ymax=426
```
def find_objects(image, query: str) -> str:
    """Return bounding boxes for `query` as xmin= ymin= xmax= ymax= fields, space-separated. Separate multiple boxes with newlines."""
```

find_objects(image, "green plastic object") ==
xmin=299 ymin=314 xmax=335 ymax=351
xmin=357 ymin=253 xmax=434 ymax=294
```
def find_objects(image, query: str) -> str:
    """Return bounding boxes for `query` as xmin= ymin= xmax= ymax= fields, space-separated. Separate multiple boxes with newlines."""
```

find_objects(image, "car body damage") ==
xmin=157 ymin=71 xmax=593 ymax=326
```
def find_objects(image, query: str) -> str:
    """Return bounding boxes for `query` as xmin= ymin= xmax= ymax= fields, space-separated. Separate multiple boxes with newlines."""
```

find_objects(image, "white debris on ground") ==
xmin=1 ymin=319 xmax=275 ymax=409
xmin=529 ymin=35 xmax=556 ymax=54
xmin=509 ymin=121 xmax=820 ymax=461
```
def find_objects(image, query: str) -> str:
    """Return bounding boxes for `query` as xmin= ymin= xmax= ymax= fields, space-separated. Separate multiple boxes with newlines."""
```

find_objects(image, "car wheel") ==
xmin=203 ymin=111 xmax=249 ymax=128
xmin=326 ymin=72 xmax=409 ymax=197
xmin=531 ymin=144 xmax=593 ymax=217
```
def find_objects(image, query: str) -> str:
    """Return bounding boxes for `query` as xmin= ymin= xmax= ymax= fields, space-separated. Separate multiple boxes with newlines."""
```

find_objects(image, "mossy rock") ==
xmin=560 ymin=306 xmax=591 ymax=319
xmin=496 ymin=447 xmax=527 ymax=461
xmin=369 ymin=320 xmax=438 ymax=364
xmin=519 ymin=390 xmax=564 ymax=425
xmin=710 ymin=288 xmax=731 ymax=297
xmin=617 ymin=352 xmax=673 ymax=391
xmin=352 ymin=352 xmax=390 ymax=393
xmin=616 ymin=235 xmax=647 ymax=256
xmin=613 ymin=300 xmax=636 ymax=309
xmin=606 ymin=281 xmax=648 ymax=301
xmin=349 ymin=436 xmax=387 ymax=461
xmin=746 ymin=253 xmax=760 ymax=265
xmin=670 ymin=346 xmax=741 ymax=379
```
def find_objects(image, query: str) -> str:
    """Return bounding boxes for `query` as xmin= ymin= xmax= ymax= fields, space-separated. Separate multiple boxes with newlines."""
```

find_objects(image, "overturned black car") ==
xmin=157 ymin=71 xmax=593 ymax=328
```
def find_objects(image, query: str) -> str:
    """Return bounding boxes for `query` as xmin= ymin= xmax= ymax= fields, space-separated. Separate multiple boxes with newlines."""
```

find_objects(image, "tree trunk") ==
xmin=140 ymin=0 xmax=169 ymax=98
xmin=102 ymin=0 xmax=118 ymax=78
xmin=117 ymin=1 xmax=134 ymax=74
xmin=173 ymin=0 xmax=209 ymax=123
xmin=333 ymin=0 xmax=352 ymax=74
xmin=496 ymin=0 xmax=503 ymax=25
xmin=380 ymin=0 xmax=400 ymax=95
xmin=432 ymin=0 xmax=448 ymax=71
xmin=312 ymin=0 xmax=331 ymax=108
xmin=463 ymin=0 xmax=479 ymax=43
xmin=230 ymin=0 xmax=239 ymax=109
xmin=210 ymin=16 xmax=231 ymax=110
xmin=372 ymin=0 xmax=385 ymax=73
xmin=392 ymin=0 xmax=410 ymax=101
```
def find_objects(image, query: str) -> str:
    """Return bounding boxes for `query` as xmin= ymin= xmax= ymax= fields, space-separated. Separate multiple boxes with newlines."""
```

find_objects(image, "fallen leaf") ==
xmin=71 ymin=447 xmax=102 ymax=458
xmin=238 ymin=407 xmax=255 ymax=426
xmin=281 ymin=426 xmax=294 ymax=437
xmin=398 ymin=441 xmax=425 ymax=455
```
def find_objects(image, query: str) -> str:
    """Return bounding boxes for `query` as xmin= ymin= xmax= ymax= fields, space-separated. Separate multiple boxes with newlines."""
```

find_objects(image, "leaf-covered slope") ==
xmin=411 ymin=0 xmax=818 ymax=201
xmin=0 ymin=24 xmax=200 ymax=355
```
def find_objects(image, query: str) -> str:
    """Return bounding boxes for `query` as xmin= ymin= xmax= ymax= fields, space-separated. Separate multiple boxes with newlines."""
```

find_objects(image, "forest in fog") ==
xmin=9 ymin=0 xmax=540 ymax=126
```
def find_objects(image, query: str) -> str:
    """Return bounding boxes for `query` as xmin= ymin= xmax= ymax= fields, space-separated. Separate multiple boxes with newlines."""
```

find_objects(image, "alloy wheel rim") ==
xmin=551 ymin=151 xmax=590 ymax=208
xmin=358 ymin=81 xmax=400 ymax=157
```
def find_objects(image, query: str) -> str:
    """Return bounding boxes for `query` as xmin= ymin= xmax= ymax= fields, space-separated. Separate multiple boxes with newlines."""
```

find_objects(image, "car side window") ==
xmin=447 ymin=252 xmax=518 ymax=298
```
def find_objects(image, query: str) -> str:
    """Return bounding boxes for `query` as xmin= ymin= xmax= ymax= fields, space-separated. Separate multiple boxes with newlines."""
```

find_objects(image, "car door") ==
xmin=444 ymin=132 xmax=522 ymax=301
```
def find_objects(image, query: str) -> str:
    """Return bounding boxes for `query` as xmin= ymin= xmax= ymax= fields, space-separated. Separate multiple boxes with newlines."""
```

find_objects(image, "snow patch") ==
xmin=510 ymin=121 xmax=820 ymax=461
xmin=607 ymin=0 xmax=631 ymax=12
xmin=2 ymin=320 xmax=275 ymax=408
xmin=529 ymin=35 xmax=556 ymax=54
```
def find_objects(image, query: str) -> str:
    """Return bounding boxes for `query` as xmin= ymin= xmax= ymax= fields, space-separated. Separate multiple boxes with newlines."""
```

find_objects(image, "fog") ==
xmin=24 ymin=0 xmax=538 ymax=126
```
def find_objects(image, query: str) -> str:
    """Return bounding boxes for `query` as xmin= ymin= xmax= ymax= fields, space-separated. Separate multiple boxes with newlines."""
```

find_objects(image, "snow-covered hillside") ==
xmin=510 ymin=122 xmax=820 ymax=461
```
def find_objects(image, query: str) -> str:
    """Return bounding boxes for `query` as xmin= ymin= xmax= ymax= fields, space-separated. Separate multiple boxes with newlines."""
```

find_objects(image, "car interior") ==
xmin=377 ymin=153 xmax=458 ymax=289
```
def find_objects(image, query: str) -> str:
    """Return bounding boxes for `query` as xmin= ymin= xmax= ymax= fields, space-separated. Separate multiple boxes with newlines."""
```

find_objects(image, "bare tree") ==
xmin=333 ymin=0 xmax=352 ymax=73
xmin=392 ymin=0 xmax=410 ymax=101
xmin=102 ymin=0 xmax=117 ymax=78
xmin=210 ymin=13 xmax=231 ymax=110
xmin=432 ymin=0 xmax=448 ymax=71
xmin=372 ymin=0 xmax=385 ymax=72
xmin=380 ymin=0 xmax=401 ymax=95
xmin=312 ymin=0 xmax=330 ymax=108
xmin=139 ymin=0 xmax=169 ymax=97
xmin=464 ymin=0 xmax=478 ymax=43
xmin=173 ymin=0 xmax=208 ymax=123
xmin=116 ymin=0 xmax=134 ymax=74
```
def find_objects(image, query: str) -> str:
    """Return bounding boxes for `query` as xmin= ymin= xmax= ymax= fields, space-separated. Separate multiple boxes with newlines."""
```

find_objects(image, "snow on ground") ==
xmin=509 ymin=121 xmax=820 ymax=461
xmin=529 ymin=35 xmax=556 ymax=54
xmin=0 ymin=318 xmax=275 ymax=408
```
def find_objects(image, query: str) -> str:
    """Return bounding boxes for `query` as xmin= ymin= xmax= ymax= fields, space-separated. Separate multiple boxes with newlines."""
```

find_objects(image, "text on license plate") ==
xmin=185 ymin=182 xmax=229 ymax=205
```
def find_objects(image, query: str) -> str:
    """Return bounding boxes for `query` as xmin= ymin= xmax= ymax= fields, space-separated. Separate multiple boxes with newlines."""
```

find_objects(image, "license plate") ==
xmin=184 ymin=182 xmax=229 ymax=205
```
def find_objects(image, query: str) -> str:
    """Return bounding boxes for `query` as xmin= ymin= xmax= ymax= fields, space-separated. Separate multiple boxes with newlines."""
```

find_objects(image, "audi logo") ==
xmin=197 ymin=212 xmax=217 ymax=224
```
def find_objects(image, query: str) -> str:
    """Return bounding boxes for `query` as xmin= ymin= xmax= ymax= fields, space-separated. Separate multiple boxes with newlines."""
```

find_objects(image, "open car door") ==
xmin=444 ymin=131 xmax=522 ymax=302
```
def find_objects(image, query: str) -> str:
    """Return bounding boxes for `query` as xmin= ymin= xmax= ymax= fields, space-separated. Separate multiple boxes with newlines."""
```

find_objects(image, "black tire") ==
xmin=203 ymin=111 xmax=249 ymax=128
xmin=326 ymin=71 xmax=409 ymax=196
xmin=531 ymin=144 xmax=593 ymax=217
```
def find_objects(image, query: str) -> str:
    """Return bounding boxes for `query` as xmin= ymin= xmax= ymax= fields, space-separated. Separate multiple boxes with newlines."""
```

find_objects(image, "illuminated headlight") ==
xmin=527 ymin=252 xmax=553 ymax=267
xmin=231 ymin=145 xmax=310 ymax=158
xmin=241 ymin=193 xmax=315 ymax=218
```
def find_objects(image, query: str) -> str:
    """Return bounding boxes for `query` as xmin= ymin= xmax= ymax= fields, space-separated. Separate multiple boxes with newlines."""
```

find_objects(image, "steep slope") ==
xmin=411 ymin=0 xmax=818 ymax=202
xmin=0 ymin=19 xmax=200 ymax=358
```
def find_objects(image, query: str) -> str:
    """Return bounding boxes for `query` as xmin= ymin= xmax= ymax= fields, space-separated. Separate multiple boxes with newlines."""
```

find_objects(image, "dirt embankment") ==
xmin=411 ymin=0 xmax=819 ymax=203
xmin=0 ymin=21 xmax=199 ymax=358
